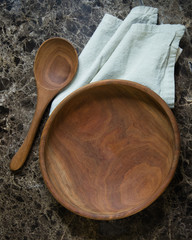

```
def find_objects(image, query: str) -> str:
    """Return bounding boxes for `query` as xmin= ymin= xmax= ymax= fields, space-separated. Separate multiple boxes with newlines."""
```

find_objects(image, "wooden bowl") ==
xmin=39 ymin=79 xmax=180 ymax=220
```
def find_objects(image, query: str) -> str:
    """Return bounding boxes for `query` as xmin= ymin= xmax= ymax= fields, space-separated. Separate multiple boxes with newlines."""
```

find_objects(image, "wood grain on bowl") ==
xmin=39 ymin=80 xmax=180 ymax=220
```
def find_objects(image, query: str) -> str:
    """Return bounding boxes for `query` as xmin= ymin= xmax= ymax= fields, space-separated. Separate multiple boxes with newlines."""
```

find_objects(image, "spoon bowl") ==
xmin=10 ymin=37 xmax=78 ymax=171
xmin=34 ymin=38 xmax=78 ymax=90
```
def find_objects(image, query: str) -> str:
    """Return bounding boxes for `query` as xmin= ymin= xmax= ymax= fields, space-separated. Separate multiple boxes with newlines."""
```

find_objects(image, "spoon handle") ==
xmin=10 ymin=91 xmax=51 ymax=171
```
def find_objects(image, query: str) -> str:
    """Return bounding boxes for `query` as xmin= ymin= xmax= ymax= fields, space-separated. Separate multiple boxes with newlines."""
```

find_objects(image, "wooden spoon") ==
xmin=10 ymin=37 xmax=78 ymax=171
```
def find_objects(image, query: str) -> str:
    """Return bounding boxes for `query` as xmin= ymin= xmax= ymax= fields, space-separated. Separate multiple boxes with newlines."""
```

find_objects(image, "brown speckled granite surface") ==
xmin=0 ymin=0 xmax=192 ymax=239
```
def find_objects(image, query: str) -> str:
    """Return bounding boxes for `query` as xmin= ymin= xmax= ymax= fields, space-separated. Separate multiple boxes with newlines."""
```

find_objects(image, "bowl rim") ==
xmin=39 ymin=79 xmax=180 ymax=220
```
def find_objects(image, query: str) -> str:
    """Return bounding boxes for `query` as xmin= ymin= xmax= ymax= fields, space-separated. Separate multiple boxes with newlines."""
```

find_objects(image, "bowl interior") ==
xmin=40 ymin=81 xmax=179 ymax=220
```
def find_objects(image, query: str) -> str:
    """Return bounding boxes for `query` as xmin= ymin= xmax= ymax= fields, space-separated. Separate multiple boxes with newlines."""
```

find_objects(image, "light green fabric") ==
xmin=50 ymin=6 xmax=185 ymax=114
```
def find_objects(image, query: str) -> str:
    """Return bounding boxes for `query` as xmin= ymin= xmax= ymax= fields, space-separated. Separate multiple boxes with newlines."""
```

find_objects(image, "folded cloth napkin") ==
xmin=49 ymin=6 xmax=185 ymax=114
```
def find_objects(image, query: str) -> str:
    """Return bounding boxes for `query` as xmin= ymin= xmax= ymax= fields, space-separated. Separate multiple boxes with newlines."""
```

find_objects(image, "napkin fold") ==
xmin=50 ymin=6 xmax=185 ymax=114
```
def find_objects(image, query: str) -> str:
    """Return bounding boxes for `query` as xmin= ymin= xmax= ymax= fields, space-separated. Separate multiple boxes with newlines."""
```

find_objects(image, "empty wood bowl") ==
xmin=39 ymin=79 xmax=180 ymax=220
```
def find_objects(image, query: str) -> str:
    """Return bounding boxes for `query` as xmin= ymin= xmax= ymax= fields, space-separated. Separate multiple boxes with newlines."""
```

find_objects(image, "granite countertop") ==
xmin=0 ymin=0 xmax=192 ymax=239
